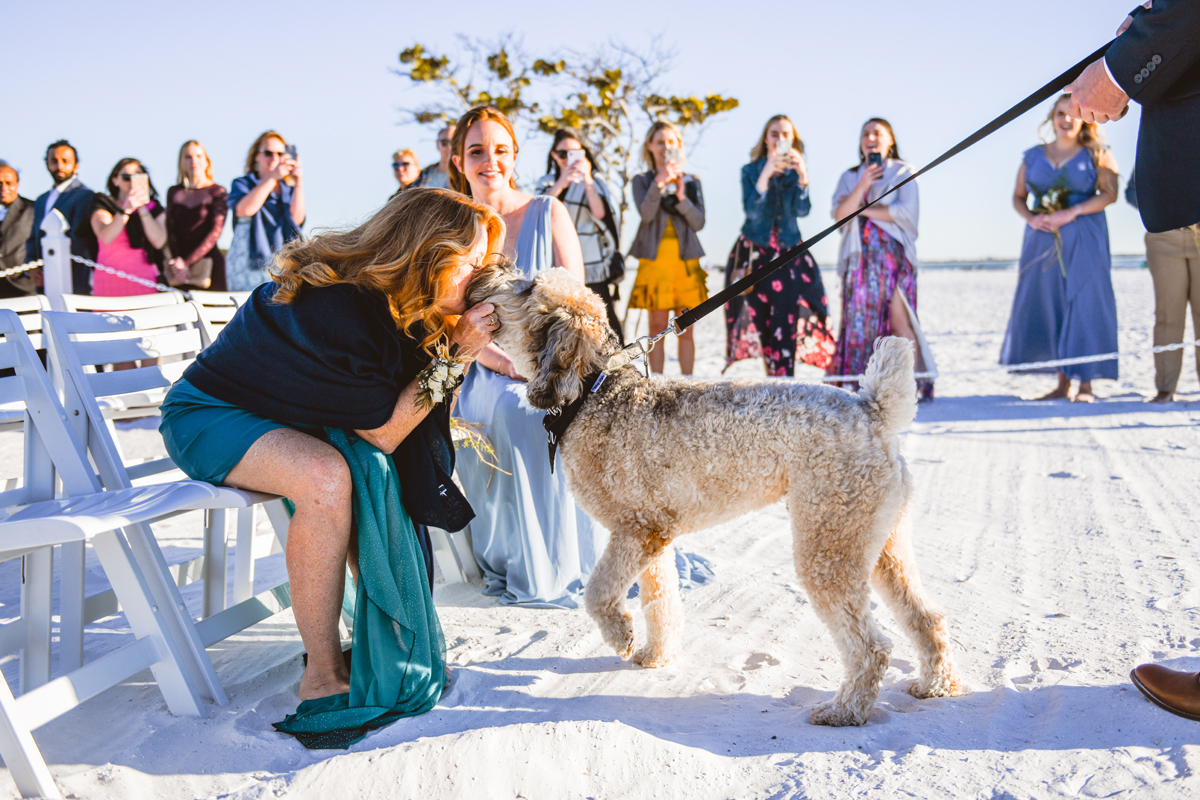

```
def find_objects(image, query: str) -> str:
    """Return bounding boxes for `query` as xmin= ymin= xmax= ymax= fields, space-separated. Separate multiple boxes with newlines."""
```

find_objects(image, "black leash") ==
xmin=543 ymin=41 xmax=1115 ymax=468
xmin=666 ymin=40 xmax=1114 ymax=337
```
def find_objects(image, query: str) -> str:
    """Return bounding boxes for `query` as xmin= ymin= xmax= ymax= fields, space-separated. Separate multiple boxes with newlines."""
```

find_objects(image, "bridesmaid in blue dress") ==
xmin=447 ymin=106 xmax=606 ymax=608
xmin=1000 ymin=94 xmax=1120 ymax=402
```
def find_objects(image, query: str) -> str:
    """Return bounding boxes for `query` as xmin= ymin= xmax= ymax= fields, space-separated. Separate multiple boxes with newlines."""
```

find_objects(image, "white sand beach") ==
xmin=3 ymin=266 xmax=1200 ymax=800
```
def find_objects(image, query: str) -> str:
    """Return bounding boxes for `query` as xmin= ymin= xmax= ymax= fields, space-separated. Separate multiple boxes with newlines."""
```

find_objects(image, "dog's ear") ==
xmin=465 ymin=259 xmax=524 ymax=308
xmin=524 ymin=273 xmax=609 ymax=409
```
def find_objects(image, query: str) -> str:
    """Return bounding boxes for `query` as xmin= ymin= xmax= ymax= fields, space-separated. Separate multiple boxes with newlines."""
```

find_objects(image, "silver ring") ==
xmin=489 ymin=314 xmax=498 ymax=328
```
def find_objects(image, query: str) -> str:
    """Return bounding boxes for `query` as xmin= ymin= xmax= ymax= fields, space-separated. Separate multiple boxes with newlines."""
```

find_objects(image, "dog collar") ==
xmin=542 ymin=369 xmax=609 ymax=473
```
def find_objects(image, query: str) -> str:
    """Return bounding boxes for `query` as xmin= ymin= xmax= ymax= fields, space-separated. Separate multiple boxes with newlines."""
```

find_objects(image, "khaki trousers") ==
xmin=1146 ymin=226 xmax=1200 ymax=392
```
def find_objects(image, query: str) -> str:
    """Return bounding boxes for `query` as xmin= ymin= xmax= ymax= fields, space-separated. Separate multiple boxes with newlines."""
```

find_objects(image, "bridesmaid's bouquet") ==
xmin=1027 ymin=172 xmax=1071 ymax=277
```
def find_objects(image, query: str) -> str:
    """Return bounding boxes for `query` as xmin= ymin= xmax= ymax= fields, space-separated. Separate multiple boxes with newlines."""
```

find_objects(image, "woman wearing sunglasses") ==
xmin=88 ymin=157 xmax=167 ymax=296
xmin=226 ymin=130 xmax=306 ymax=290
xmin=535 ymin=127 xmax=624 ymax=342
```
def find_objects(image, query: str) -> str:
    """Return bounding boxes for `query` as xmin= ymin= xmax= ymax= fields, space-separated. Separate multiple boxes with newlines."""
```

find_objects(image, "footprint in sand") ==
xmin=744 ymin=652 xmax=781 ymax=671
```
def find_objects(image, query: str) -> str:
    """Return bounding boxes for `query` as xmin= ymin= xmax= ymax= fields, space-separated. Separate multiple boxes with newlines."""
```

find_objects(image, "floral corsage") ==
xmin=415 ymin=345 xmax=471 ymax=411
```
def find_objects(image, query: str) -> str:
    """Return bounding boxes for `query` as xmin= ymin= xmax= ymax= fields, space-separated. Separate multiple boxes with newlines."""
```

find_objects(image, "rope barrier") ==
xmin=69 ymin=255 xmax=182 ymax=296
xmin=0 ymin=259 xmax=43 ymax=280
xmin=820 ymin=339 xmax=1200 ymax=384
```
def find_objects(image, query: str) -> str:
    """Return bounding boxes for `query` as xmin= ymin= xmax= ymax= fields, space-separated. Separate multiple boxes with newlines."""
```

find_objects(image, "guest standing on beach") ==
xmin=827 ymin=118 xmax=932 ymax=399
xmin=628 ymin=121 xmax=707 ymax=375
xmin=415 ymin=124 xmax=456 ymax=190
xmin=999 ymin=94 xmax=1119 ymax=402
xmin=166 ymin=141 xmax=227 ymax=291
xmin=391 ymin=148 xmax=421 ymax=198
xmin=26 ymin=140 xmax=97 ymax=294
xmin=226 ymin=130 xmax=305 ymax=291
xmin=0 ymin=162 xmax=36 ymax=298
xmin=536 ymin=127 xmax=624 ymax=343
xmin=448 ymin=106 xmax=605 ymax=609
xmin=724 ymin=115 xmax=834 ymax=376
xmin=89 ymin=158 xmax=167 ymax=296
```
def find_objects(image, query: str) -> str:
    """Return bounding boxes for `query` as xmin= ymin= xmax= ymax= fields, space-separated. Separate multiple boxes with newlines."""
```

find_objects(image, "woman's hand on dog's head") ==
xmin=451 ymin=302 xmax=497 ymax=359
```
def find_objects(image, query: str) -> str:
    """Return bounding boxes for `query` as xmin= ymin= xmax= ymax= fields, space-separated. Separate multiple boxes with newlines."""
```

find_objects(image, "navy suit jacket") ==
xmin=1106 ymin=0 xmax=1200 ymax=232
xmin=26 ymin=177 xmax=97 ymax=294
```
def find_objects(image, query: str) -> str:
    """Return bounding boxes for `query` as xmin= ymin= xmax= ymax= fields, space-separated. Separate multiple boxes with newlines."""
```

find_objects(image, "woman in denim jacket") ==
xmin=724 ymin=115 xmax=834 ymax=376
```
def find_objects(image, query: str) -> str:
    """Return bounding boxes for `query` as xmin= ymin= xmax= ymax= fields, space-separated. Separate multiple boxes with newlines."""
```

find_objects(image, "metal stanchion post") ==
xmin=40 ymin=209 xmax=71 ymax=312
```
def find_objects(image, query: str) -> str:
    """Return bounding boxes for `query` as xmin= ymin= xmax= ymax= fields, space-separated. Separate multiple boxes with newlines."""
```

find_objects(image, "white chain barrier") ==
xmin=0 ymin=259 xmax=43 ymax=280
xmin=69 ymin=254 xmax=183 ymax=296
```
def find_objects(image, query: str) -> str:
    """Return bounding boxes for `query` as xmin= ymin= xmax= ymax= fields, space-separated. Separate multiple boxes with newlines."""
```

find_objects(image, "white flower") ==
xmin=449 ymin=361 xmax=466 ymax=376
xmin=434 ymin=364 xmax=449 ymax=380
xmin=430 ymin=389 xmax=444 ymax=404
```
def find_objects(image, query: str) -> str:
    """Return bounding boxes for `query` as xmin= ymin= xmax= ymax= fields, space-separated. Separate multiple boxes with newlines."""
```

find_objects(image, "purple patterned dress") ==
xmin=827 ymin=219 xmax=933 ymax=399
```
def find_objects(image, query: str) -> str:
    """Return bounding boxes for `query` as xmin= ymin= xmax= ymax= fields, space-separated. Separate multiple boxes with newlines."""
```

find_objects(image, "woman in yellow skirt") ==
xmin=628 ymin=120 xmax=707 ymax=374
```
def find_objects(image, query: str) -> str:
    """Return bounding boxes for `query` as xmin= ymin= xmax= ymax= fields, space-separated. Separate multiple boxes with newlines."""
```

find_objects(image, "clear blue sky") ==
xmin=5 ymin=0 xmax=1147 ymax=265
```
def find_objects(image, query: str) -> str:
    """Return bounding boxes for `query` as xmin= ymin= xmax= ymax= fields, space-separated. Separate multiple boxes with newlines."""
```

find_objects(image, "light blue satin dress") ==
xmin=454 ymin=196 xmax=606 ymax=608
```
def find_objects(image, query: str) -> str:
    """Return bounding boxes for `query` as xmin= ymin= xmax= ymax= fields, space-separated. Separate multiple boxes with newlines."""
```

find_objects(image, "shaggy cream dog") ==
xmin=467 ymin=265 xmax=965 ymax=726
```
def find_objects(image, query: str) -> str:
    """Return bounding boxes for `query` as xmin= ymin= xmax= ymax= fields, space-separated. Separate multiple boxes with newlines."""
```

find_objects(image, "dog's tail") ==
xmin=858 ymin=336 xmax=917 ymax=437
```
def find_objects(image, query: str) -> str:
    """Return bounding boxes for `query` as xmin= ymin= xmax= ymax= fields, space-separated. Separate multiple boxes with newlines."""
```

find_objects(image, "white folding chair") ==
xmin=41 ymin=305 xmax=293 ymax=681
xmin=60 ymin=292 xmax=185 ymax=312
xmin=0 ymin=296 xmax=51 ymax=434
xmin=0 ymin=309 xmax=217 ymax=799
xmin=187 ymin=290 xmax=252 ymax=337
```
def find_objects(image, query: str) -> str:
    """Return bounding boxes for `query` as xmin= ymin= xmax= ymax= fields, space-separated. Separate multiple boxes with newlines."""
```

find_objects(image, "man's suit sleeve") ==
xmin=1106 ymin=0 xmax=1200 ymax=105
xmin=25 ymin=197 xmax=43 ymax=262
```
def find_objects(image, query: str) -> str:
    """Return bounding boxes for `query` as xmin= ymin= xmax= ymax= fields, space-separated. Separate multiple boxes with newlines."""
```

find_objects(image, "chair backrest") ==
xmin=0 ymin=310 xmax=105 ymax=510
xmin=187 ymin=290 xmax=251 ymax=334
xmin=62 ymin=292 xmax=185 ymax=312
xmin=42 ymin=304 xmax=215 ymax=491
xmin=0 ymin=294 xmax=51 ymax=350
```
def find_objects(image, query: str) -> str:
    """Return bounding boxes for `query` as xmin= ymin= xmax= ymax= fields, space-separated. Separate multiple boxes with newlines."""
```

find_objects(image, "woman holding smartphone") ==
xmin=628 ymin=120 xmax=706 ymax=375
xmin=827 ymin=118 xmax=932 ymax=400
xmin=226 ymin=130 xmax=305 ymax=290
xmin=89 ymin=158 xmax=167 ymax=296
xmin=536 ymin=127 xmax=624 ymax=342
xmin=724 ymin=115 xmax=834 ymax=376
xmin=166 ymin=140 xmax=228 ymax=291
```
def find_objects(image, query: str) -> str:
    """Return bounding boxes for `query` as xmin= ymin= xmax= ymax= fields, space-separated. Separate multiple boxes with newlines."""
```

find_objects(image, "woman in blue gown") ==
xmin=448 ymin=106 xmax=607 ymax=608
xmin=1000 ymin=93 xmax=1120 ymax=402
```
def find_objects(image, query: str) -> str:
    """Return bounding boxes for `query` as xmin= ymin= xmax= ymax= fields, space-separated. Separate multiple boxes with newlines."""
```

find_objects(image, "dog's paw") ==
xmin=599 ymin=611 xmax=637 ymax=660
xmin=632 ymin=646 xmax=676 ymax=669
xmin=810 ymin=698 xmax=870 ymax=727
xmin=909 ymin=669 xmax=970 ymax=699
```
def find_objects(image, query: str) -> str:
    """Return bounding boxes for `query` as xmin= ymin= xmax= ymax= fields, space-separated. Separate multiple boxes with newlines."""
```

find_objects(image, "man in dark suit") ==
xmin=25 ymin=140 xmax=97 ymax=295
xmin=1068 ymin=0 xmax=1200 ymax=232
xmin=1068 ymin=0 xmax=1200 ymax=720
xmin=0 ymin=161 xmax=37 ymax=297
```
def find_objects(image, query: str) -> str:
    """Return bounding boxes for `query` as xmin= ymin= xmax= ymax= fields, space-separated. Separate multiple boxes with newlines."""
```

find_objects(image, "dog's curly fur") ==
xmin=467 ymin=264 xmax=966 ymax=726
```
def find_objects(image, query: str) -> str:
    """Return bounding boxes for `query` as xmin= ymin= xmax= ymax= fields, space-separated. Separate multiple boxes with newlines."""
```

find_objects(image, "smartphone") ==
xmin=867 ymin=152 xmax=883 ymax=168
xmin=665 ymin=145 xmax=684 ymax=167
xmin=565 ymin=149 xmax=585 ymax=167
xmin=776 ymin=137 xmax=793 ymax=166
xmin=130 ymin=173 xmax=149 ymax=196
xmin=285 ymin=144 xmax=298 ymax=160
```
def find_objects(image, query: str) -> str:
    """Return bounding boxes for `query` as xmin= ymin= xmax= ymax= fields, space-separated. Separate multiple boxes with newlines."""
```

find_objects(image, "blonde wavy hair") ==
xmin=641 ymin=120 xmax=684 ymax=171
xmin=271 ymin=187 xmax=506 ymax=355
xmin=448 ymin=106 xmax=520 ymax=196
xmin=749 ymin=115 xmax=806 ymax=162
xmin=176 ymin=140 xmax=213 ymax=187
xmin=1041 ymin=94 xmax=1117 ymax=191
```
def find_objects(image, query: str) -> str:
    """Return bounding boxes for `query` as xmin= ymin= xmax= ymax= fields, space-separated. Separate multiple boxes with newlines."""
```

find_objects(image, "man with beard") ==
xmin=0 ymin=161 xmax=36 ymax=297
xmin=26 ymin=140 xmax=97 ymax=294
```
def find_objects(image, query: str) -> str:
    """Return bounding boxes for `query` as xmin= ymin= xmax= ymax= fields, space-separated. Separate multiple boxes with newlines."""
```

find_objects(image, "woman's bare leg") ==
xmin=648 ymin=310 xmax=669 ymax=374
xmin=1036 ymin=372 xmax=1071 ymax=401
xmin=677 ymin=314 xmax=695 ymax=375
xmin=224 ymin=427 xmax=354 ymax=701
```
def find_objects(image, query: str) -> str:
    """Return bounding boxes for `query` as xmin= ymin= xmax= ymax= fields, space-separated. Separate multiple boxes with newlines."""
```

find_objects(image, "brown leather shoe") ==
xmin=1130 ymin=664 xmax=1200 ymax=721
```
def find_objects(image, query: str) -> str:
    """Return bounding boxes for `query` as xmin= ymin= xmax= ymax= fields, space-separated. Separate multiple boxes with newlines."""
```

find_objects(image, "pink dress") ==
xmin=93 ymin=206 xmax=160 ymax=296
